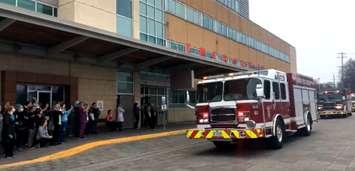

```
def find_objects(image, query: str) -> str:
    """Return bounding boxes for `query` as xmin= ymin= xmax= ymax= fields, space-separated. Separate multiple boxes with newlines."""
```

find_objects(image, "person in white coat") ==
xmin=116 ymin=104 xmax=125 ymax=131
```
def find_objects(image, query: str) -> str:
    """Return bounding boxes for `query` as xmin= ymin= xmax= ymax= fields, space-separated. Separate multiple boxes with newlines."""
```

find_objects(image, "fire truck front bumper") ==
xmin=319 ymin=110 xmax=347 ymax=117
xmin=186 ymin=128 xmax=265 ymax=140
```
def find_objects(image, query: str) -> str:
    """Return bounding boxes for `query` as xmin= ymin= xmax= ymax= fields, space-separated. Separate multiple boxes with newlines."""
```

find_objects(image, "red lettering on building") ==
xmin=232 ymin=58 xmax=238 ymax=65
xmin=222 ymin=54 xmax=228 ymax=63
xmin=211 ymin=52 xmax=217 ymax=60
xmin=185 ymin=43 xmax=191 ymax=54
xmin=199 ymin=48 xmax=206 ymax=57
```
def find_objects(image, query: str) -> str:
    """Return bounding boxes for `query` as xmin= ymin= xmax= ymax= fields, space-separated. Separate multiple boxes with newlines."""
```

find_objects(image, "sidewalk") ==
xmin=0 ymin=122 xmax=194 ymax=165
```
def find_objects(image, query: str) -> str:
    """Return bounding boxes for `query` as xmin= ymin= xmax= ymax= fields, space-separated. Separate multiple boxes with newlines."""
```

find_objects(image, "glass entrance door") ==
xmin=16 ymin=84 xmax=66 ymax=107
xmin=141 ymin=85 xmax=168 ymax=125
xmin=38 ymin=91 xmax=51 ymax=107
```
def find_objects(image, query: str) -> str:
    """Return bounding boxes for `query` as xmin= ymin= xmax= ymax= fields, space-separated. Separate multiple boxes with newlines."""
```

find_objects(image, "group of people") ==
xmin=0 ymin=99 xmax=161 ymax=158
xmin=0 ymin=100 xmax=101 ymax=158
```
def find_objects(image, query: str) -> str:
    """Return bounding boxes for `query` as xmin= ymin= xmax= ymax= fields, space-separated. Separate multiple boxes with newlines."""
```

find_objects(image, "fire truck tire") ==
xmin=301 ymin=114 xmax=312 ymax=136
xmin=213 ymin=141 xmax=231 ymax=149
xmin=268 ymin=118 xmax=285 ymax=149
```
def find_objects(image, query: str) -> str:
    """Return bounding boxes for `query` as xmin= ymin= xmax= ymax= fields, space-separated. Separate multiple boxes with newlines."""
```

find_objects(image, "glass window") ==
xmin=273 ymin=82 xmax=280 ymax=100
xmin=155 ymin=9 xmax=163 ymax=21
xmin=224 ymin=78 xmax=262 ymax=101
xmin=117 ymin=0 xmax=132 ymax=18
xmin=37 ymin=3 xmax=53 ymax=16
xmin=155 ymin=0 xmax=162 ymax=9
xmin=280 ymin=83 xmax=287 ymax=100
xmin=140 ymin=3 xmax=147 ymax=15
xmin=168 ymin=0 xmax=175 ymax=13
xmin=147 ymin=0 xmax=155 ymax=6
xmin=117 ymin=15 xmax=132 ymax=37
xmin=0 ymin=0 xmax=15 ymax=5
xmin=147 ymin=18 xmax=155 ymax=35
xmin=140 ymin=16 xmax=147 ymax=33
xmin=264 ymin=80 xmax=271 ymax=99
xmin=140 ymin=0 xmax=165 ymax=46
xmin=18 ymin=0 xmax=35 ymax=11
xmin=117 ymin=72 xmax=133 ymax=95
xmin=147 ymin=5 xmax=155 ymax=18
xmin=171 ymin=90 xmax=186 ymax=104
xmin=197 ymin=82 xmax=223 ymax=103
xmin=155 ymin=22 xmax=163 ymax=38
xmin=176 ymin=1 xmax=185 ymax=18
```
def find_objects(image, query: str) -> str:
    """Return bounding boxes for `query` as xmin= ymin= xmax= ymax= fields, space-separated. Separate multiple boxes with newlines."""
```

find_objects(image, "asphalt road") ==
xmin=8 ymin=115 xmax=355 ymax=171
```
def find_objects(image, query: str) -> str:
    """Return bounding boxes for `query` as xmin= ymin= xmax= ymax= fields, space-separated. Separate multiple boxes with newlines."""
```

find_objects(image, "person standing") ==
xmin=25 ymin=105 xmax=36 ymax=148
xmin=78 ymin=103 xmax=88 ymax=138
xmin=88 ymin=102 xmax=100 ymax=134
xmin=116 ymin=104 xmax=125 ymax=131
xmin=2 ymin=106 xmax=16 ymax=158
xmin=133 ymin=102 xmax=140 ymax=129
xmin=60 ymin=104 xmax=72 ymax=142
xmin=14 ymin=105 xmax=27 ymax=150
xmin=51 ymin=104 xmax=62 ymax=145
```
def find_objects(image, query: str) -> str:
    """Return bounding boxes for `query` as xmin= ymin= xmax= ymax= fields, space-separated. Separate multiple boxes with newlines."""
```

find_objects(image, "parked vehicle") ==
xmin=186 ymin=69 xmax=318 ymax=149
xmin=318 ymin=90 xmax=352 ymax=118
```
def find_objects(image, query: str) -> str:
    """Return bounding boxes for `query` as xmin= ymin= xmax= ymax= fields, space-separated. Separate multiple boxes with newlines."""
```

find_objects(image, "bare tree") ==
xmin=341 ymin=59 xmax=355 ymax=91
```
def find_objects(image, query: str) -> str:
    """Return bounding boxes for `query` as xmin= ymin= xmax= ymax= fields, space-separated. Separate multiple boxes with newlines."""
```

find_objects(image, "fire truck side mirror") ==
xmin=256 ymin=84 xmax=265 ymax=98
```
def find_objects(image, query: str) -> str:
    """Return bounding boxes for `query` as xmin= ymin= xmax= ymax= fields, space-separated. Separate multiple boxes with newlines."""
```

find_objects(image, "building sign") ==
xmin=183 ymin=42 xmax=265 ymax=70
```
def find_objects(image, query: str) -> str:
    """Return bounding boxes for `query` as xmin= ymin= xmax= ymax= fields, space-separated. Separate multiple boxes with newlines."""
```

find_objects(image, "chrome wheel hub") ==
xmin=276 ymin=125 xmax=283 ymax=143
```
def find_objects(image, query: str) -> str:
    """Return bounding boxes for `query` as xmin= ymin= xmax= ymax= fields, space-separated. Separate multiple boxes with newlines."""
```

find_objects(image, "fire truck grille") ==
xmin=323 ymin=103 xmax=336 ymax=110
xmin=210 ymin=108 xmax=236 ymax=123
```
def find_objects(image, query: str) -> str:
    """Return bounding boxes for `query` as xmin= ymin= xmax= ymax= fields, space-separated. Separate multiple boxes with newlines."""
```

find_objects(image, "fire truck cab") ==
xmin=186 ymin=69 xmax=318 ymax=149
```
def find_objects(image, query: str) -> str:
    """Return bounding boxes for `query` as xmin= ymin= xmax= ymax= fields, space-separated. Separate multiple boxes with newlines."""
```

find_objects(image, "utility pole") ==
xmin=338 ymin=52 xmax=347 ymax=89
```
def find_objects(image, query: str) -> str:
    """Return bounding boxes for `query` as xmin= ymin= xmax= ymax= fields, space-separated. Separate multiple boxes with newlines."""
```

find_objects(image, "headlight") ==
xmin=335 ymin=104 xmax=343 ymax=110
xmin=318 ymin=106 xmax=323 ymax=110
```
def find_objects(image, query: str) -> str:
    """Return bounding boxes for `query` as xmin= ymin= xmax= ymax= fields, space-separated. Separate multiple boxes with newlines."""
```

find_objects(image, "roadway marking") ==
xmin=0 ymin=130 xmax=186 ymax=170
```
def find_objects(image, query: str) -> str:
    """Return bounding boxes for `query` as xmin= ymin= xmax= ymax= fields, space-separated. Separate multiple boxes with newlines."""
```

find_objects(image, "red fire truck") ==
xmin=186 ymin=69 xmax=318 ymax=149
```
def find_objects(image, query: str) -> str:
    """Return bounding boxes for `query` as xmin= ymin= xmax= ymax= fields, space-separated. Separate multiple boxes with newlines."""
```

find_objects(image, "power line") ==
xmin=338 ymin=52 xmax=347 ymax=89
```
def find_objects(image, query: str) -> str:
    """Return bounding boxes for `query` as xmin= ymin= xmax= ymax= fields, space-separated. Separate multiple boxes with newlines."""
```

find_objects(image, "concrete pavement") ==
xmin=3 ymin=116 xmax=355 ymax=171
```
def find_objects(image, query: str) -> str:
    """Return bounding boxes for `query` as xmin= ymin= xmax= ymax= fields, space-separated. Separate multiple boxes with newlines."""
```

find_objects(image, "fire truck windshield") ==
xmin=197 ymin=82 xmax=223 ymax=103
xmin=224 ymin=78 xmax=262 ymax=101
xmin=319 ymin=93 xmax=344 ymax=103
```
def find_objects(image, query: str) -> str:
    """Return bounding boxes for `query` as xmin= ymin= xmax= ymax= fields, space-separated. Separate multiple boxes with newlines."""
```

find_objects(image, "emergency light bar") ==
xmin=202 ymin=70 xmax=270 ymax=80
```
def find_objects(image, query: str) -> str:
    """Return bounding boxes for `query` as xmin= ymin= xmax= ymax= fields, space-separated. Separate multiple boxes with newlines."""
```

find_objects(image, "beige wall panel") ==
xmin=74 ymin=1 xmax=116 ymax=32
xmin=202 ymin=30 xmax=218 ymax=53
xmin=186 ymin=23 xmax=204 ymax=48
xmin=166 ymin=14 xmax=188 ymax=43
xmin=76 ymin=0 xmax=116 ymax=12
xmin=216 ymin=35 xmax=230 ymax=56
xmin=58 ymin=1 xmax=75 ymax=21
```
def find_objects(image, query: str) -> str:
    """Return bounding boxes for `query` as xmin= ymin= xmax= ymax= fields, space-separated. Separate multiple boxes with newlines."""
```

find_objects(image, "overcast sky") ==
xmin=249 ymin=0 xmax=355 ymax=83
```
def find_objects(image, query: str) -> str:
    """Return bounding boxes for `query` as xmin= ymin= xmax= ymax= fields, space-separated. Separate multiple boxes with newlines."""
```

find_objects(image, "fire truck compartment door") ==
xmin=293 ymin=88 xmax=304 ymax=125
xmin=308 ymin=90 xmax=317 ymax=121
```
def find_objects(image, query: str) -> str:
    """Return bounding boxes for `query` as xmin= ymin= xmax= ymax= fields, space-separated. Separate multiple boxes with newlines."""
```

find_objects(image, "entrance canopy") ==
xmin=0 ymin=4 xmax=244 ymax=78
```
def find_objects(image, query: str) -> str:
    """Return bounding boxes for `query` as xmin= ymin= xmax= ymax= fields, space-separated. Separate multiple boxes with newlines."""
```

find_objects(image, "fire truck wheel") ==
xmin=213 ymin=141 xmax=231 ymax=149
xmin=301 ymin=114 xmax=312 ymax=136
xmin=268 ymin=118 xmax=285 ymax=149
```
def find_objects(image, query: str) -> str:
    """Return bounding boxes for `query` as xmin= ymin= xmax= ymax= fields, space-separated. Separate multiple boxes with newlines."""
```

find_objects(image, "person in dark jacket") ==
xmin=87 ymin=102 xmax=100 ymax=134
xmin=14 ymin=105 xmax=27 ymax=150
xmin=133 ymin=102 xmax=140 ymax=129
xmin=51 ymin=104 xmax=62 ymax=145
xmin=2 ymin=105 xmax=16 ymax=158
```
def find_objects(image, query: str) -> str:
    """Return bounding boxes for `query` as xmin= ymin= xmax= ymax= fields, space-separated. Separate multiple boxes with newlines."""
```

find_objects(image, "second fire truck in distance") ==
xmin=318 ymin=90 xmax=352 ymax=118
xmin=186 ymin=69 xmax=318 ymax=149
